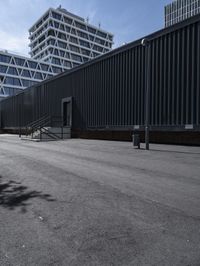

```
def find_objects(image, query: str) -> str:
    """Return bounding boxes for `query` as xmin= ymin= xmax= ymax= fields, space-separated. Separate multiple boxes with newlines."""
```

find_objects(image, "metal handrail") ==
xmin=27 ymin=115 xmax=64 ymax=128
xmin=20 ymin=115 xmax=65 ymax=140
xmin=40 ymin=127 xmax=63 ymax=140
xmin=25 ymin=115 xmax=51 ymax=137
xmin=18 ymin=114 xmax=69 ymax=140
xmin=27 ymin=114 xmax=50 ymax=128
xmin=29 ymin=118 xmax=50 ymax=131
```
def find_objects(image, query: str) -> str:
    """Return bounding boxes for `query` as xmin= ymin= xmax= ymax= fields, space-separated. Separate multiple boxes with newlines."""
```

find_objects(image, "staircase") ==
xmin=19 ymin=115 xmax=71 ymax=141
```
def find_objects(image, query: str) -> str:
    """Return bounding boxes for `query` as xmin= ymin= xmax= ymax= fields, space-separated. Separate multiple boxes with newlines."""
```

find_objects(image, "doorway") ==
xmin=62 ymin=97 xmax=72 ymax=127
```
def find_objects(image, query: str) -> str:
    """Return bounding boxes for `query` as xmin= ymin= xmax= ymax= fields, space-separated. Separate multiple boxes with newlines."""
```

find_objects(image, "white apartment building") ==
xmin=29 ymin=6 xmax=114 ymax=69
xmin=165 ymin=0 xmax=200 ymax=27
xmin=0 ymin=50 xmax=62 ymax=99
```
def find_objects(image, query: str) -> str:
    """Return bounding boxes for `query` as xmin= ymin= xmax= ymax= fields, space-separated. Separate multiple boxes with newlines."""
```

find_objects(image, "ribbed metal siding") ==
xmin=0 ymin=17 xmax=200 ymax=130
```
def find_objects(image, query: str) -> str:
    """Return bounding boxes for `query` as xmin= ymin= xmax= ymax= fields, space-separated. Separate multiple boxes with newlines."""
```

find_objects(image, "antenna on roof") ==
xmin=98 ymin=22 xmax=101 ymax=28
xmin=58 ymin=5 xmax=62 ymax=9
xmin=86 ymin=16 xmax=89 ymax=23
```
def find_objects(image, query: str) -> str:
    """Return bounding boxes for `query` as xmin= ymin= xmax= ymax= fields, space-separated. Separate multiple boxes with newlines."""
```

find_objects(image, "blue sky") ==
xmin=0 ymin=0 xmax=171 ymax=56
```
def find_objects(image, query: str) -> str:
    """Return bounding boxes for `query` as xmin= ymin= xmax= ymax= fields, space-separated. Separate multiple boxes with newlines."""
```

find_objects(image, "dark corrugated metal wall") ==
xmin=0 ymin=16 xmax=199 ymax=131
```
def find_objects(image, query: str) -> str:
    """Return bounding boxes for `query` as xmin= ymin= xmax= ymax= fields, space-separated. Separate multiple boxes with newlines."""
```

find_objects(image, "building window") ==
xmin=28 ymin=61 xmax=37 ymax=69
xmin=77 ymin=30 xmax=88 ymax=39
xmin=7 ymin=67 xmax=18 ymax=75
xmin=22 ymin=79 xmax=31 ymax=87
xmin=60 ymin=50 xmax=65 ymax=57
xmin=83 ymin=57 xmax=89 ymax=62
xmin=93 ymin=52 xmax=99 ymax=57
xmin=96 ymin=31 xmax=106 ymax=39
xmin=93 ymin=45 xmax=103 ymax=52
xmin=52 ymin=58 xmax=61 ymax=65
xmin=75 ymin=21 xmax=86 ymax=30
xmin=0 ymin=65 xmax=8 ymax=73
xmin=54 ymin=49 xmax=59 ymax=56
xmin=81 ymin=48 xmax=90 ymax=56
xmin=48 ymin=30 xmax=55 ymax=37
xmin=79 ymin=40 xmax=90 ymax=48
xmin=39 ymin=35 xmax=45 ymax=43
xmin=72 ymin=62 xmax=79 ymax=68
xmin=60 ymin=24 xmax=65 ymax=31
xmin=69 ymin=45 xmax=80 ymax=53
xmin=71 ymin=28 xmax=76 ymax=35
xmin=58 ymin=32 xmax=67 ymax=40
xmin=21 ymin=69 xmax=31 ymax=78
xmin=63 ymin=61 xmax=71 ymax=67
xmin=54 ymin=21 xmax=59 ymax=28
xmin=88 ymin=27 xmax=96 ymax=34
xmin=43 ymin=13 xmax=49 ymax=22
xmin=34 ymin=72 xmax=43 ymax=80
xmin=46 ymin=74 xmax=53 ymax=79
xmin=52 ymin=11 xmax=61 ymax=21
xmin=70 ymin=36 xmax=78 ymax=44
xmin=0 ymin=54 xmax=11 ymax=63
xmin=40 ymin=64 xmax=49 ymax=72
xmin=14 ymin=57 xmax=25 ymax=66
xmin=64 ymin=16 xmax=72 ymax=24
xmin=4 ymin=87 xmax=21 ymax=95
xmin=65 ymin=53 xmax=70 ymax=58
xmin=5 ymin=77 xmax=21 ymax=86
xmin=71 ymin=54 xmax=82 ymax=62
xmin=52 ymin=66 xmax=62 ymax=73
xmin=89 ymin=35 xmax=94 ymax=41
xmin=95 ymin=37 xmax=105 ymax=45
xmin=58 ymin=41 xmax=67 ymax=49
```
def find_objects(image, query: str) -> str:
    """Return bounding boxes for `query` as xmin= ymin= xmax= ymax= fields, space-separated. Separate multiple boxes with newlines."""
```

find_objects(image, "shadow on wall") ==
xmin=0 ymin=175 xmax=55 ymax=213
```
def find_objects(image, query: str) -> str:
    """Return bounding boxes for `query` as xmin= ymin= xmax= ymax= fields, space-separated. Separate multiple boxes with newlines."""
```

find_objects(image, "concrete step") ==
xmin=20 ymin=137 xmax=40 ymax=142
xmin=21 ymin=127 xmax=71 ymax=141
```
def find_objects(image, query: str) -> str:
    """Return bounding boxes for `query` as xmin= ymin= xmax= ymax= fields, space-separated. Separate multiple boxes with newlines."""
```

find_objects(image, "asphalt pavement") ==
xmin=0 ymin=134 xmax=200 ymax=266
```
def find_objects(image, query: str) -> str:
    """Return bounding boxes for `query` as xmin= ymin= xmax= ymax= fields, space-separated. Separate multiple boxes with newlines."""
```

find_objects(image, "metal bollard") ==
xmin=132 ymin=134 xmax=140 ymax=149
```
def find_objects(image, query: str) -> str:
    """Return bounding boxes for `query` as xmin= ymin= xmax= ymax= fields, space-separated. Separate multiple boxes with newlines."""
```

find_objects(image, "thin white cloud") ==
xmin=0 ymin=29 xmax=29 ymax=56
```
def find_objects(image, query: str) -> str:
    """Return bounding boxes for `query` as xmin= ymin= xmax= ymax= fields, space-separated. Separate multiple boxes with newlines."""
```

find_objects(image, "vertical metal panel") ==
xmin=133 ymin=48 xmax=137 ymax=125
xmin=176 ymin=30 xmax=180 ymax=125
xmin=171 ymin=32 xmax=175 ymax=125
xmin=197 ymin=22 xmax=200 ymax=125
xmin=159 ymin=36 xmax=163 ymax=126
xmin=181 ymin=27 xmax=185 ymax=125
xmin=151 ymin=40 xmax=155 ymax=125
xmin=163 ymin=34 xmax=167 ymax=125
xmin=128 ymin=49 xmax=132 ymax=126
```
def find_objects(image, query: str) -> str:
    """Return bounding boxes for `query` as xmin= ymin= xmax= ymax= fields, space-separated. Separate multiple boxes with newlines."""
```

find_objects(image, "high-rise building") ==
xmin=165 ymin=0 xmax=200 ymax=27
xmin=0 ymin=6 xmax=114 ymax=99
xmin=0 ymin=50 xmax=60 ymax=99
xmin=29 ymin=6 xmax=114 ymax=69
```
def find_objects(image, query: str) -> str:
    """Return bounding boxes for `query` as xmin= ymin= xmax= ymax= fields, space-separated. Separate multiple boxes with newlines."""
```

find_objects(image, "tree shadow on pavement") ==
xmin=0 ymin=175 xmax=55 ymax=213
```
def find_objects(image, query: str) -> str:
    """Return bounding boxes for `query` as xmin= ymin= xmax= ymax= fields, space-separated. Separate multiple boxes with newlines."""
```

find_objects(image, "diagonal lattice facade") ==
xmin=29 ymin=7 xmax=114 ymax=68
xmin=0 ymin=50 xmax=66 ymax=98
xmin=165 ymin=0 xmax=200 ymax=27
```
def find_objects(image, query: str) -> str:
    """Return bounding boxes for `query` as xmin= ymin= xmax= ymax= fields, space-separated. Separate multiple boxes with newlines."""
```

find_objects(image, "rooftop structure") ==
xmin=29 ymin=6 xmax=114 ymax=69
xmin=165 ymin=0 xmax=200 ymax=27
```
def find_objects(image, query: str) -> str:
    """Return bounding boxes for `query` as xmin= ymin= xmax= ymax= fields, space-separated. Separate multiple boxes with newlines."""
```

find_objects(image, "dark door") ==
xmin=63 ymin=101 xmax=71 ymax=127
